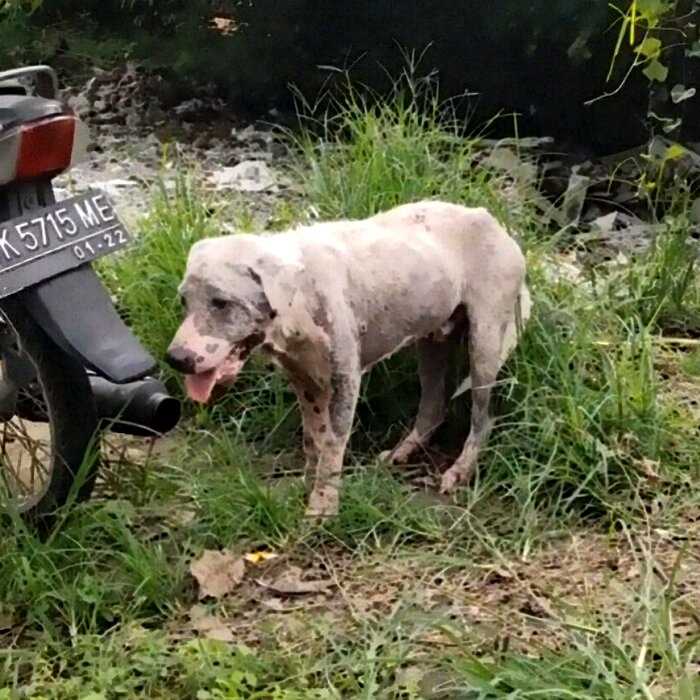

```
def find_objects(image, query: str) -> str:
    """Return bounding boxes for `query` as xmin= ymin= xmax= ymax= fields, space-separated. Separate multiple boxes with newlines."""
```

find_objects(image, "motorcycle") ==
xmin=0 ymin=65 xmax=180 ymax=523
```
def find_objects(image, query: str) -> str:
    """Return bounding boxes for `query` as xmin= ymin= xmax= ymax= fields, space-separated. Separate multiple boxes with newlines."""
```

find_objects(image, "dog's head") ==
xmin=165 ymin=236 xmax=277 ymax=403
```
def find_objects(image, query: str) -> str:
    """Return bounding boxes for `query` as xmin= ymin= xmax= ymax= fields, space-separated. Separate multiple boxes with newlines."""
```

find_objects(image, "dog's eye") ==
xmin=210 ymin=297 xmax=229 ymax=311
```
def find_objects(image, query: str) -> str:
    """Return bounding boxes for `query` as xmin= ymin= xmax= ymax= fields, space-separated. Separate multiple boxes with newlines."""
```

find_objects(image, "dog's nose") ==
xmin=165 ymin=346 xmax=197 ymax=374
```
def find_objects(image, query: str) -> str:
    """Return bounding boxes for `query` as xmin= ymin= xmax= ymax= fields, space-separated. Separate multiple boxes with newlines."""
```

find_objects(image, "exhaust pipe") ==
xmin=89 ymin=375 xmax=181 ymax=437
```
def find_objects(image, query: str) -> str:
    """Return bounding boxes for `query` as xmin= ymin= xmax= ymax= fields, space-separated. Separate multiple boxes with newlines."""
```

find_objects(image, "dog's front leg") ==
xmin=306 ymin=365 xmax=361 ymax=519
xmin=289 ymin=380 xmax=323 ymax=473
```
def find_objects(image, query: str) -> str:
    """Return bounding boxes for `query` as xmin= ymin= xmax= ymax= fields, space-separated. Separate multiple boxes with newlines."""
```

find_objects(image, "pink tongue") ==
xmin=184 ymin=369 xmax=218 ymax=404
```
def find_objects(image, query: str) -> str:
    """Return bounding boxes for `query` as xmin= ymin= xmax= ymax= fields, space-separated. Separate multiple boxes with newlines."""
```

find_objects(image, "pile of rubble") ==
xmin=55 ymin=63 xmax=291 ymax=223
xmin=478 ymin=134 xmax=700 ymax=261
xmin=55 ymin=62 xmax=700 ymax=256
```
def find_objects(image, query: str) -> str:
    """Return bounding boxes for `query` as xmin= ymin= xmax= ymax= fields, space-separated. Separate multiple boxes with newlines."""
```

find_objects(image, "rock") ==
xmin=143 ymin=102 xmax=166 ymax=126
xmin=193 ymin=133 xmax=212 ymax=150
xmin=479 ymin=136 xmax=554 ymax=150
xmin=270 ymin=141 xmax=287 ymax=159
xmin=561 ymin=171 xmax=591 ymax=226
xmin=83 ymin=80 xmax=104 ymax=104
xmin=144 ymin=75 xmax=179 ymax=108
xmin=210 ymin=160 xmax=277 ymax=192
xmin=587 ymin=212 xmax=658 ymax=255
xmin=690 ymin=198 xmax=700 ymax=224
xmin=125 ymin=111 xmax=141 ymax=130
xmin=68 ymin=93 xmax=91 ymax=117
xmin=174 ymin=98 xmax=207 ymax=120
xmin=232 ymin=124 xmax=272 ymax=149
xmin=52 ymin=186 xmax=72 ymax=202
xmin=483 ymin=146 xmax=538 ymax=187
xmin=92 ymin=178 xmax=141 ymax=204
xmin=95 ymin=111 xmax=125 ymax=126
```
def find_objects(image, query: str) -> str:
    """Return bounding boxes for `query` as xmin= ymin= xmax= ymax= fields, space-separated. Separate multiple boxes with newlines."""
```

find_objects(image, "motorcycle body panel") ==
xmin=20 ymin=265 xmax=156 ymax=384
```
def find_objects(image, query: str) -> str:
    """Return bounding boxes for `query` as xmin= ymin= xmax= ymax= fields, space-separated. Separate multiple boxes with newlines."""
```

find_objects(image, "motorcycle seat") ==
xmin=0 ymin=94 xmax=68 ymax=132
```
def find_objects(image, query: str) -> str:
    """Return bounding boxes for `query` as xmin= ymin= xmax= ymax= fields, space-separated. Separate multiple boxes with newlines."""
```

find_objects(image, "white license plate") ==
xmin=0 ymin=190 xmax=130 ymax=299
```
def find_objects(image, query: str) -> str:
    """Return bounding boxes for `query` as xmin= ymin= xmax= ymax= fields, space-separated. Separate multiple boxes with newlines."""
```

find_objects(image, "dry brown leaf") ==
xmin=258 ymin=565 xmax=333 ymax=596
xmin=188 ymin=605 xmax=234 ymax=642
xmin=210 ymin=16 xmax=237 ymax=35
xmin=634 ymin=457 xmax=661 ymax=482
xmin=190 ymin=549 xmax=246 ymax=599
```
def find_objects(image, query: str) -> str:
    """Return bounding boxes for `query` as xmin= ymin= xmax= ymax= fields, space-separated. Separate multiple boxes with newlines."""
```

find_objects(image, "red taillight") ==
xmin=16 ymin=116 xmax=76 ymax=181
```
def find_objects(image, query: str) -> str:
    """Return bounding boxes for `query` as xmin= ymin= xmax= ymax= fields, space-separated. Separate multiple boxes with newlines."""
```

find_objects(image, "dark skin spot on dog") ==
xmin=304 ymin=390 xmax=315 ymax=403
xmin=312 ymin=301 xmax=331 ymax=330
xmin=319 ymin=424 xmax=327 ymax=433
xmin=237 ymin=332 xmax=265 ymax=360
xmin=303 ymin=436 xmax=313 ymax=448
xmin=205 ymin=343 xmax=220 ymax=354
xmin=262 ymin=342 xmax=274 ymax=352
xmin=313 ymin=406 xmax=321 ymax=414
xmin=245 ymin=266 xmax=263 ymax=286
xmin=195 ymin=355 xmax=205 ymax=364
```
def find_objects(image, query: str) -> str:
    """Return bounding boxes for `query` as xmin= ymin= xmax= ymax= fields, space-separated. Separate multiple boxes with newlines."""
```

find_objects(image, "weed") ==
xmin=448 ymin=535 xmax=700 ymax=699
xmin=101 ymin=170 xmax=219 ymax=367
xmin=287 ymin=58 xmax=517 ymax=229
xmin=0 ymin=499 xmax=187 ymax=637
xmin=3 ymin=58 xmax=699 ymax=700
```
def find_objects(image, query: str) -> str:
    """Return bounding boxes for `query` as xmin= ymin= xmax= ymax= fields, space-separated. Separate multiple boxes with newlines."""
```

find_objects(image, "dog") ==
xmin=166 ymin=200 xmax=531 ymax=517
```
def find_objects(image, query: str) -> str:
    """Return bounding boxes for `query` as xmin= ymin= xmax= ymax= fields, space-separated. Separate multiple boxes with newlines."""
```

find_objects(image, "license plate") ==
xmin=0 ymin=189 xmax=130 ymax=299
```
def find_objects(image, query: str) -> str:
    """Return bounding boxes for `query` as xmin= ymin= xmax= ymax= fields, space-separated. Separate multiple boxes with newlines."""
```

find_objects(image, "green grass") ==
xmin=287 ymin=63 xmax=523 ymax=229
xmin=2 ymin=65 xmax=700 ymax=698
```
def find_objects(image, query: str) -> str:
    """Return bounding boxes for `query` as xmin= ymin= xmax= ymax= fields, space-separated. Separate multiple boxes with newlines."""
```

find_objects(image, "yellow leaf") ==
xmin=243 ymin=551 xmax=278 ymax=564
xmin=664 ymin=143 xmax=686 ymax=161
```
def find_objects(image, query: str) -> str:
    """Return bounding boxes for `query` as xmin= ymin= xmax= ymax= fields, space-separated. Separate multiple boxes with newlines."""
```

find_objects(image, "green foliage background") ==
xmin=0 ymin=0 xmax=668 ymax=150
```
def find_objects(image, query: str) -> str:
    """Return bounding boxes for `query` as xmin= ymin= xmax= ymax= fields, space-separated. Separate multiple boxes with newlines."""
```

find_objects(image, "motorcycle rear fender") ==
xmin=20 ymin=265 xmax=156 ymax=384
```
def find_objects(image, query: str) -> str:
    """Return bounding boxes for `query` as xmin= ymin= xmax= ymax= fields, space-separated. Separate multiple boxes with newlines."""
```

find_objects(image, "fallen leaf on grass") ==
xmin=633 ymin=457 xmax=661 ymax=482
xmin=190 ymin=549 xmax=246 ymax=599
xmin=188 ymin=604 xmax=234 ymax=642
xmin=257 ymin=566 xmax=333 ymax=595
xmin=243 ymin=550 xmax=278 ymax=565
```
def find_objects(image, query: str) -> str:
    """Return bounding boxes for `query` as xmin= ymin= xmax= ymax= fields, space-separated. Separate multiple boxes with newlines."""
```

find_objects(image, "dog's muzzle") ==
xmin=165 ymin=346 xmax=198 ymax=374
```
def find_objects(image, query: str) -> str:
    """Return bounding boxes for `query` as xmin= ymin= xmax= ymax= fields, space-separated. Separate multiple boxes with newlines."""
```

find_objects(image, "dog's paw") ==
xmin=305 ymin=487 xmax=339 ymax=520
xmin=439 ymin=467 xmax=463 ymax=494
xmin=380 ymin=433 xmax=421 ymax=466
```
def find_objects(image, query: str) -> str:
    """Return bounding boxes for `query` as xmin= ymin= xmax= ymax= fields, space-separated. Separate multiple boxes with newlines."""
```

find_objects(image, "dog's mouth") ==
xmin=184 ymin=332 xmax=264 ymax=404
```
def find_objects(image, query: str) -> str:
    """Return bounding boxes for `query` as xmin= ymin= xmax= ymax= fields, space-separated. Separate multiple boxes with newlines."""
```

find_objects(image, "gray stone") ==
xmin=209 ymin=160 xmax=277 ymax=192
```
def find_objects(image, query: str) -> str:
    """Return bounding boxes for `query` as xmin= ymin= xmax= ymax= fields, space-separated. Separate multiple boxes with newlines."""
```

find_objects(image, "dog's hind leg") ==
xmin=439 ymin=314 xmax=509 ymax=494
xmin=384 ymin=337 xmax=453 ymax=465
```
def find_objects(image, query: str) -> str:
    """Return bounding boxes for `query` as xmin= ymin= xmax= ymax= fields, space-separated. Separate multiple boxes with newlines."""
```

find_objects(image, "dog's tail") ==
xmin=501 ymin=281 xmax=531 ymax=362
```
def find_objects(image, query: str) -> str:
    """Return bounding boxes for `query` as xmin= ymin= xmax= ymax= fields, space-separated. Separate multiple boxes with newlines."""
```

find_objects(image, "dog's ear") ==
xmin=245 ymin=265 xmax=277 ymax=320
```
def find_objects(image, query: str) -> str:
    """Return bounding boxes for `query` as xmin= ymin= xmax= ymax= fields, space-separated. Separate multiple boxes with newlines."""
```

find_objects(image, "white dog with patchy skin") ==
xmin=166 ymin=200 xmax=531 ymax=517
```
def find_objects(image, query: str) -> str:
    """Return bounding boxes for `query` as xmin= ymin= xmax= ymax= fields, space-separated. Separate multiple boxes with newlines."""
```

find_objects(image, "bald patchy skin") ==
xmin=166 ymin=201 xmax=531 ymax=518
